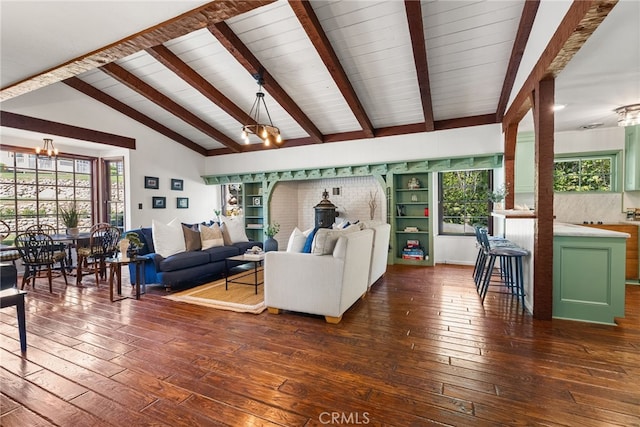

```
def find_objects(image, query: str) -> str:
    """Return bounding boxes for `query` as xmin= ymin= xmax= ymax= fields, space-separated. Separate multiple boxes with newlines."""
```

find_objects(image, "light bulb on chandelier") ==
xmin=35 ymin=138 xmax=59 ymax=157
xmin=241 ymin=71 xmax=283 ymax=146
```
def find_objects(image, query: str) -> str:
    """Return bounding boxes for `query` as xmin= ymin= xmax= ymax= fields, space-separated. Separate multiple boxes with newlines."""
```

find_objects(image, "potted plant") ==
xmin=264 ymin=222 xmax=280 ymax=252
xmin=120 ymin=232 xmax=144 ymax=258
xmin=60 ymin=204 xmax=79 ymax=237
xmin=487 ymin=184 xmax=508 ymax=210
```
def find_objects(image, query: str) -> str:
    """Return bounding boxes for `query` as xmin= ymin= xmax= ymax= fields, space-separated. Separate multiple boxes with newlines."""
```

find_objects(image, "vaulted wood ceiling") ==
xmin=1 ymin=0 xmax=634 ymax=157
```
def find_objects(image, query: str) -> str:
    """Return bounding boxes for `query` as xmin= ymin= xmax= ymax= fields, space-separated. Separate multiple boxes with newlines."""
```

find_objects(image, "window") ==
xmin=0 ymin=148 xmax=96 ymax=234
xmin=439 ymin=170 xmax=492 ymax=235
xmin=104 ymin=158 xmax=125 ymax=231
xmin=554 ymin=154 xmax=615 ymax=192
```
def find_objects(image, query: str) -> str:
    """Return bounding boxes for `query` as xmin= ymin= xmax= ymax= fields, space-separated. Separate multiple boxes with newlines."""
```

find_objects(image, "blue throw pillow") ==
xmin=302 ymin=227 xmax=319 ymax=253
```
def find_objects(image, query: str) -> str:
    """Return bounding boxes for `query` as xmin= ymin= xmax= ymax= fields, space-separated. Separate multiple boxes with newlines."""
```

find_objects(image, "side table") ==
xmin=0 ymin=288 xmax=27 ymax=352
xmin=106 ymin=255 xmax=146 ymax=302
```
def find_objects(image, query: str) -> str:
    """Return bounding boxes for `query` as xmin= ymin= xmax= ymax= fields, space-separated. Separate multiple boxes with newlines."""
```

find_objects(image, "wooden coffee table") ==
xmin=225 ymin=253 xmax=265 ymax=294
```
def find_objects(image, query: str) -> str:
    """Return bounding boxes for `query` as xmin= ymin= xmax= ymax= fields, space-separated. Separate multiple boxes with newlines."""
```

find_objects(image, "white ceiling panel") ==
xmin=2 ymin=0 xmax=636 ymax=153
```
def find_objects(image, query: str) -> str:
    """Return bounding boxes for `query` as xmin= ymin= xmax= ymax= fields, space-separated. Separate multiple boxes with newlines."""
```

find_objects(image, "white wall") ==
xmin=268 ymin=176 xmax=385 ymax=250
xmin=204 ymin=124 xmax=503 ymax=175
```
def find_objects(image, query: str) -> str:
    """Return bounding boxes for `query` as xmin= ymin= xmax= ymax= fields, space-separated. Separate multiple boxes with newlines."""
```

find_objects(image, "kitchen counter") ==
xmin=554 ymin=222 xmax=631 ymax=238
xmin=492 ymin=209 xmax=536 ymax=218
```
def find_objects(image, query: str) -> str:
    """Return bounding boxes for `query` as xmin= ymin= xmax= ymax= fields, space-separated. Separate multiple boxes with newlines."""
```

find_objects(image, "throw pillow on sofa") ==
xmin=311 ymin=224 xmax=360 ymax=255
xmin=200 ymin=223 xmax=224 ymax=249
xmin=286 ymin=227 xmax=313 ymax=252
xmin=182 ymin=224 xmax=202 ymax=252
xmin=220 ymin=215 xmax=249 ymax=245
xmin=152 ymin=218 xmax=186 ymax=258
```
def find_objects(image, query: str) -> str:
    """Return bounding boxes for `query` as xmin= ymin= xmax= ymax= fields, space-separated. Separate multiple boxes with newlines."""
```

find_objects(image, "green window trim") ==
xmin=553 ymin=151 xmax=622 ymax=193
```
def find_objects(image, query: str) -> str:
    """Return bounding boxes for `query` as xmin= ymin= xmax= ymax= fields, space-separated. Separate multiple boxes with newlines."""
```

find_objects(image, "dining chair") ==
xmin=25 ymin=223 xmax=69 ymax=273
xmin=76 ymin=224 xmax=121 ymax=286
xmin=15 ymin=231 xmax=69 ymax=292
xmin=0 ymin=220 xmax=21 ymax=266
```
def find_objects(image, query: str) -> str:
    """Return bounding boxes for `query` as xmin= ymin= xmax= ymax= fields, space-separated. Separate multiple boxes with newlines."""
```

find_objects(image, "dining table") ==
xmin=50 ymin=232 xmax=91 ymax=271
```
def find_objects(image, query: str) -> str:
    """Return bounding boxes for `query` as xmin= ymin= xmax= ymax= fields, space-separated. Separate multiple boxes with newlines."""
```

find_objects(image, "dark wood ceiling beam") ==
xmin=0 ymin=111 xmax=135 ymax=149
xmin=503 ymin=0 xmax=617 ymax=129
xmin=404 ymin=0 xmax=435 ymax=132
xmin=435 ymin=114 xmax=498 ymax=131
xmin=208 ymin=21 xmax=324 ymax=144
xmin=146 ymin=44 xmax=253 ymax=126
xmin=496 ymin=0 xmax=540 ymax=121
xmin=101 ymin=62 xmax=243 ymax=153
xmin=0 ymin=1 xmax=275 ymax=101
xmin=63 ymin=76 xmax=206 ymax=156
xmin=289 ymin=0 xmax=375 ymax=138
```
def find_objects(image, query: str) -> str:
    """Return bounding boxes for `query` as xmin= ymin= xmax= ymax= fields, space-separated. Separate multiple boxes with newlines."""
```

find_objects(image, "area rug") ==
xmin=164 ymin=270 xmax=265 ymax=314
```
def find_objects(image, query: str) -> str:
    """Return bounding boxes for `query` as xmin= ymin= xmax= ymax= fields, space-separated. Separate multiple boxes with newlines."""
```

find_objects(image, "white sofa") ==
xmin=363 ymin=221 xmax=391 ymax=287
xmin=264 ymin=228 xmax=374 ymax=323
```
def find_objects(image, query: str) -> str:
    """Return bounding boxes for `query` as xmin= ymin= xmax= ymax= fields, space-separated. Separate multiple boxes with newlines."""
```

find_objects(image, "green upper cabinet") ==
xmin=515 ymin=132 xmax=535 ymax=193
xmin=624 ymin=125 xmax=640 ymax=191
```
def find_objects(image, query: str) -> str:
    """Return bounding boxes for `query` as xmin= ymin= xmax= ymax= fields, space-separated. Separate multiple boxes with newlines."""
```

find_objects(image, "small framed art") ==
xmin=152 ymin=196 xmax=166 ymax=209
xmin=171 ymin=179 xmax=184 ymax=191
xmin=177 ymin=197 xmax=189 ymax=209
xmin=145 ymin=176 xmax=159 ymax=189
xmin=252 ymin=197 xmax=261 ymax=206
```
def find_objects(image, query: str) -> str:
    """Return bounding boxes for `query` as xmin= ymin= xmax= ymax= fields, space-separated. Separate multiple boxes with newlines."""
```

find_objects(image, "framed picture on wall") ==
xmin=152 ymin=196 xmax=166 ymax=209
xmin=177 ymin=197 xmax=189 ymax=209
xmin=171 ymin=179 xmax=184 ymax=191
xmin=253 ymin=197 xmax=261 ymax=206
xmin=145 ymin=176 xmax=159 ymax=189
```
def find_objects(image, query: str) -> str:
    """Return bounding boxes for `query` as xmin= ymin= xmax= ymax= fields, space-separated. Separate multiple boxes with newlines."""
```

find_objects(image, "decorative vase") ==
xmin=119 ymin=239 xmax=130 ymax=261
xmin=493 ymin=202 xmax=504 ymax=211
xmin=66 ymin=227 xmax=79 ymax=238
xmin=264 ymin=237 xmax=278 ymax=252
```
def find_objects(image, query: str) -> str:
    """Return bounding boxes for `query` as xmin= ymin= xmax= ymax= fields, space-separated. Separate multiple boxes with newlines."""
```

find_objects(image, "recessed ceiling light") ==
xmin=553 ymin=104 xmax=566 ymax=111
xmin=579 ymin=123 xmax=604 ymax=130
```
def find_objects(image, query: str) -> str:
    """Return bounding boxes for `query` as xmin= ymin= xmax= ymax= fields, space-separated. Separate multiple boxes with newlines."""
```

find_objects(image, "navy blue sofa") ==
xmin=126 ymin=227 xmax=262 ymax=291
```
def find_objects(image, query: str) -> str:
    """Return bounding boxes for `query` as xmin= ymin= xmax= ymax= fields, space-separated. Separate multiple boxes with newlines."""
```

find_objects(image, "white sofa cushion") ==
xmin=200 ymin=223 xmax=224 ymax=249
xmin=152 ymin=218 xmax=186 ymax=258
xmin=286 ymin=227 xmax=307 ymax=252
xmin=311 ymin=224 xmax=359 ymax=255
xmin=220 ymin=215 xmax=249 ymax=244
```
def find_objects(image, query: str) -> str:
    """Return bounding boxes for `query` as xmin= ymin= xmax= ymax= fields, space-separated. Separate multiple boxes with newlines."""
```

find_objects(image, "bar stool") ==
xmin=477 ymin=228 xmax=528 ymax=309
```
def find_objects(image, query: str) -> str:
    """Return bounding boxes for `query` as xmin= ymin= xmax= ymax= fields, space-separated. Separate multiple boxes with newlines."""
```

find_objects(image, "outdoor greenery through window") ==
xmin=554 ymin=156 xmax=613 ymax=192
xmin=440 ymin=170 xmax=492 ymax=235
xmin=0 ymin=149 xmax=95 ymax=238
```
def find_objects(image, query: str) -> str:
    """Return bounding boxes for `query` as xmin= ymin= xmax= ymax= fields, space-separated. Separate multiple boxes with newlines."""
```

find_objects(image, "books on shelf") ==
xmin=404 ymin=226 xmax=419 ymax=232
xmin=402 ymin=239 xmax=426 ymax=260
xmin=246 ymin=224 xmax=263 ymax=229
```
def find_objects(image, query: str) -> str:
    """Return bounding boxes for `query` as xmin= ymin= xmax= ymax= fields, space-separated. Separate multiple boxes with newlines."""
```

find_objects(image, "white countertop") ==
xmin=554 ymin=222 xmax=631 ymax=238
xmin=492 ymin=209 xmax=536 ymax=218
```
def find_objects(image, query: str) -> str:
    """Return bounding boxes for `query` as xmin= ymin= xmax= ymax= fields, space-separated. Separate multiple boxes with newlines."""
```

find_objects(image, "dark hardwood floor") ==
xmin=1 ymin=264 xmax=639 ymax=426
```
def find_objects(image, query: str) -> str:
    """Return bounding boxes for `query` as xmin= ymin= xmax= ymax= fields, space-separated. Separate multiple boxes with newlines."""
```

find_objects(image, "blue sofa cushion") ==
xmin=159 ymin=251 xmax=210 ymax=272
xmin=203 ymin=245 xmax=240 ymax=263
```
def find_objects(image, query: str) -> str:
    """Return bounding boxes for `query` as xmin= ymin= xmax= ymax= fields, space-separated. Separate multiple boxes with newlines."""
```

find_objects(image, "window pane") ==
xmin=1 ymin=148 xmax=95 ymax=233
xmin=440 ymin=170 xmax=491 ymax=235
xmin=554 ymin=156 xmax=613 ymax=192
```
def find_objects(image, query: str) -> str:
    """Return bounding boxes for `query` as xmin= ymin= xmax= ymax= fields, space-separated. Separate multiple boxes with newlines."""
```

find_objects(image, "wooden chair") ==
xmin=25 ymin=223 xmax=69 ymax=273
xmin=0 ymin=220 xmax=21 ymax=266
xmin=76 ymin=224 xmax=121 ymax=286
xmin=15 ymin=231 xmax=68 ymax=292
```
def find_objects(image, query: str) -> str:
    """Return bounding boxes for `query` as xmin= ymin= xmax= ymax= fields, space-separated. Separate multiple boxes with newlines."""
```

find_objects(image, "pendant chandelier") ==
xmin=615 ymin=104 xmax=640 ymax=127
xmin=241 ymin=72 xmax=282 ymax=146
xmin=35 ymin=138 xmax=59 ymax=157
